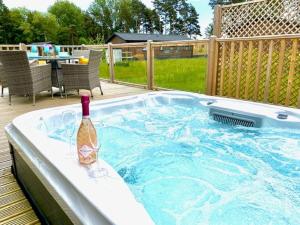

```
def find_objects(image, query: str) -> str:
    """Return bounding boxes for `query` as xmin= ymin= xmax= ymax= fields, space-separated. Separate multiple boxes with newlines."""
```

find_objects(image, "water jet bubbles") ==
xmin=49 ymin=96 xmax=300 ymax=225
xmin=192 ymin=146 xmax=203 ymax=158
xmin=209 ymin=199 xmax=294 ymax=225
xmin=180 ymin=209 xmax=204 ymax=225
xmin=166 ymin=126 xmax=177 ymax=139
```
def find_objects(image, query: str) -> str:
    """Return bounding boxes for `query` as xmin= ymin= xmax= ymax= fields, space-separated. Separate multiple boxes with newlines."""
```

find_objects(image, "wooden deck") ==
xmin=0 ymin=81 xmax=149 ymax=224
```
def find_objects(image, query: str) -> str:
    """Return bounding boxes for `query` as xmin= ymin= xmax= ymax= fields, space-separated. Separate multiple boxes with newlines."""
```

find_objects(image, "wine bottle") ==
xmin=77 ymin=95 xmax=97 ymax=165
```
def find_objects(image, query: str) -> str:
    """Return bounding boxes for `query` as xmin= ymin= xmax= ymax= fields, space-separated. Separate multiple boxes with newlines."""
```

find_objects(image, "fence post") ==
xmin=206 ymin=36 xmax=217 ymax=95
xmin=213 ymin=5 xmax=222 ymax=37
xmin=108 ymin=43 xmax=115 ymax=83
xmin=19 ymin=43 xmax=27 ymax=51
xmin=147 ymin=40 xmax=154 ymax=90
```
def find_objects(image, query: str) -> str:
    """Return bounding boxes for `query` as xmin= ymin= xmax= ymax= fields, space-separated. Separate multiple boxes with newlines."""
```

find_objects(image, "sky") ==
xmin=3 ymin=0 xmax=213 ymax=35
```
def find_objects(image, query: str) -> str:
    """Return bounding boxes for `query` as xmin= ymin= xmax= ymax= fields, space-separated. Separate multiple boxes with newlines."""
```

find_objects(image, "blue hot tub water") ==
xmin=50 ymin=96 xmax=300 ymax=225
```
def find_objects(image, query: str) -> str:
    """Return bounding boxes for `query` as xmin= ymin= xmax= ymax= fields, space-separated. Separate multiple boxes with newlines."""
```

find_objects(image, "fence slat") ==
xmin=274 ymin=39 xmax=286 ymax=104
xmin=298 ymin=89 xmax=300 ymax=108
xmin=263 ymin=40 xmax=274 ymax=102
xmin=221 ymin=0 xmax=264 ymax=8
xmin=254 ymin=40 xmax=263 ymax=101
xmin=147 ymin=41 xmax=154 ymax=90
xmin=206 ymin=36 xmax=217 ymax=95
xmin=285 ymin=39 xmax=298 ymax=106
xmin=236 ymin=41 xmax=244 ymax=98
xmin=219 ymin=42 xmax=226 ymax=96
xmin=108 ymin=43 xmax=115 ymax=83
xmin=152 ymin=40 xmax=208 ymax=47
xmin=228 ymin=42 xmax=235 ymax=97
xmin=216 ymin=34 xmax=300 ymax=42
xmin=213 ymin=5 xmax=222 ymax=37
xmin=244 ymin=41 xmax=253 ymax=99
xmin=212 ymin=38 xmax=219 ymax=95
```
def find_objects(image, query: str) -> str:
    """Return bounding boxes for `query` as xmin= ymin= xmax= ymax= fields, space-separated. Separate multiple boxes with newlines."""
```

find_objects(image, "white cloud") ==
xmin=141 ymin=0 xmax=153 ymax=8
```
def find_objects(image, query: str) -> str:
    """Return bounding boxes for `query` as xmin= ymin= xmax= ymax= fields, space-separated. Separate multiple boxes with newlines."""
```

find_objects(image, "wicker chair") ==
xmin=0 ymin=63 xmax=8 ymax=97
xmin=70 ymin=50 xmax=91 ymax=64
xmin=61 ymin=50 xmax=103 ymax=97
xmin=0 ymin=51 xmax=53 ymax=105
xmin=72 ymin=50 xmax=90 ymax=59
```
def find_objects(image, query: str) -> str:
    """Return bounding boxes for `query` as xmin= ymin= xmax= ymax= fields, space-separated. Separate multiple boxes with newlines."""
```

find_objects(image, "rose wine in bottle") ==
xmin=77 ymin=95 xmax=97 ymax=165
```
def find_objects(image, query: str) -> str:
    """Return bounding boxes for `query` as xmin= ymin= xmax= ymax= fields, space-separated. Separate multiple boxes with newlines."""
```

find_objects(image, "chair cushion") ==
xmin=27 ymin=52 xmax=39 ymax=57
xmin=55 ymin=46 xmax=61 ymax=54
xmin=31 ymin=45 xmax=38 ymax=53
xmin=58 ymin=52 xmax=70 ymax=57
xmin=79 ymin=58 xmax=89 ymax=64
xmin=38 ymin=60 xmax=47 ymax=65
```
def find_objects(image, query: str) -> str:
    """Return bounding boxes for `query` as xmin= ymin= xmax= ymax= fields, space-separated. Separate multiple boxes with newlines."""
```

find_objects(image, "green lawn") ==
xmin=99 ymin=57 xmax=207 ymax=93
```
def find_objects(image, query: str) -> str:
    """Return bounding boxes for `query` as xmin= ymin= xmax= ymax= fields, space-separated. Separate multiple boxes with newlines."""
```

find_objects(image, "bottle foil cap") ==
xmin=81 ymin=95 xmax=90 ymax=103
xmin=81 ymin=95 xmax=90 ymax=116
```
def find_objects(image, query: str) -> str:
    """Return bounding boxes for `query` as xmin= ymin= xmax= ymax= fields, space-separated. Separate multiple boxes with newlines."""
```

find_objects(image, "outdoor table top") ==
xmin=27 ymin=56 xmax=81 ymax=61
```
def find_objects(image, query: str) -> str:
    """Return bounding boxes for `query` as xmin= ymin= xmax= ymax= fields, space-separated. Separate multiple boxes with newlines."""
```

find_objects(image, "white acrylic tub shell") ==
xmin=5 ymin=91 xmax=300 ymax=225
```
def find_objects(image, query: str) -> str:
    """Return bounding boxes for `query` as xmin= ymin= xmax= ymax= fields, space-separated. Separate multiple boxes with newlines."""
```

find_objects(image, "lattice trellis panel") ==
xmin=215 ymin=37 xmax=300 ymax=108
xmin=219 ymin=0 xmax=300 ymax=38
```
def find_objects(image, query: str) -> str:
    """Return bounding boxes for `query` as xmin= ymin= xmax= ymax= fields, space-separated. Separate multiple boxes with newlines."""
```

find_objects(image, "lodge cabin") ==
xmin=106 ymin=32 xmax=193 ymax=60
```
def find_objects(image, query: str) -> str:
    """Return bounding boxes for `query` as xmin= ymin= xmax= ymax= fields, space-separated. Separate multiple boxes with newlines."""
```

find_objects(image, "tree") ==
xmin=153 ymin=0 xmax=200 ymax=36
xmin=205 ymin=23 xmax=213 ymax=37
xmin=142 ymin=8 xmax=162 ymax=34
xmin=48 ymin=0 xmax=85 ymax=44
xmin=5 ymin=8 xmax=59 ymax=44
xmin=88 ymin=0 xmax=120 ymax=40
xmin=88 ymin=0 xmax=161 ymax=40
xmin=118 ymin=0 xmax=132 ymax=32
xmin=130 ymin=0 xmax=162 ymax=33
xmin=153 ymin=0 xmax=176 ymax=34
xmin=27 ymin=11 xmax=59 ymax=43
xmin=82 ymin=12 xmax=102 ymax=43
xmin=179 ymin=2 xmax=201 ymax=37
xmin=1 ymin=0 xmax=202 ymax=44
xmin=0 ymin=0 xmax=12 ymax=43
xmin=8 ymin=8 xmax=33 ymax=43
xmin=131 ymin=0 xmax=146 ymax=32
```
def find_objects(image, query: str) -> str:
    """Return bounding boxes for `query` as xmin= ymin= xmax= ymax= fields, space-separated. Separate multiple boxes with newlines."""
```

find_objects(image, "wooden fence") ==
xmin=0 ymin=45 xmax=20 ymax=51
xmin=1 ymin=34 xmax=300 ymax=108
xmin=106 ymin=40 xmax=209 ymax=90
xmin=0 ymin=44 xmax=85 ymax=54
xmin=214 ymin=0 xmax=300 ymax=38
xmin=0 ymin=41 xmax=209 ymax=92
xmin=206 ymin=34 xmax=300 ymax=108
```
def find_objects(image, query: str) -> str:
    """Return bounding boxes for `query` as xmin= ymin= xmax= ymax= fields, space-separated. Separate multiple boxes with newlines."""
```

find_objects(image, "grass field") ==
xmin=99 ymin=57 xmax=208 ymax=93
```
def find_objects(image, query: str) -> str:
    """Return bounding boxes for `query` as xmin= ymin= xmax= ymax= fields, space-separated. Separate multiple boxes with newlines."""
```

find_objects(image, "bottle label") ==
xmin=79 ymin=145 xmax=95 ymax=158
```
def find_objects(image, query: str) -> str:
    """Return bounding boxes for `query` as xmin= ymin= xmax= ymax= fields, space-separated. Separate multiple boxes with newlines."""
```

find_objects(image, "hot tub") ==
xmin=5 ymin=91 xmax=300 ymax=225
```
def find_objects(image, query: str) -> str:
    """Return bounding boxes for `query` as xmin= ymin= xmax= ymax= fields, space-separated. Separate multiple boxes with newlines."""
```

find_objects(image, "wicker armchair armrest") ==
xmin=30 ymin=64 xmax=52 ymax=82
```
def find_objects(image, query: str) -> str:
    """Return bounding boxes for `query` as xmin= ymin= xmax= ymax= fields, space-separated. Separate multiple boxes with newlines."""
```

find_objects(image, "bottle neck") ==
xmin=82 ymin=101 xmax=90 ymax=117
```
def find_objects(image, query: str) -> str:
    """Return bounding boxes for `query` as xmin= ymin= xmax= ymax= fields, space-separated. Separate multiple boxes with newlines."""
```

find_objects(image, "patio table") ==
xmin=27 ymin=56 xmax=80 ymax=61
xmin=27 ymin=56 xmax=81 ymax=97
